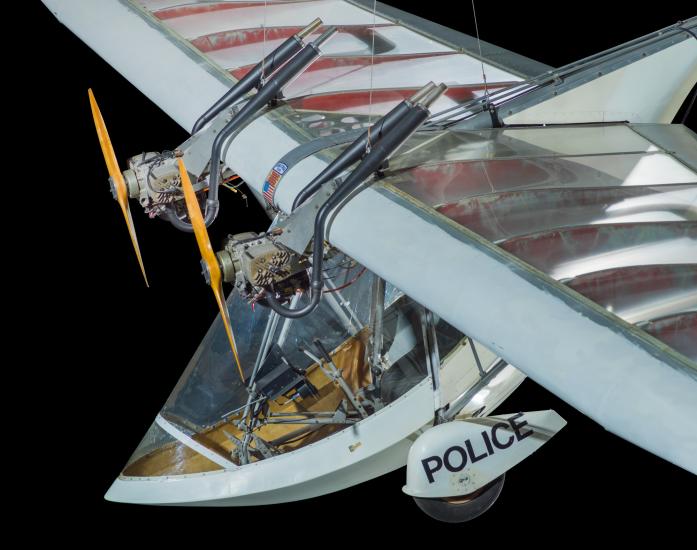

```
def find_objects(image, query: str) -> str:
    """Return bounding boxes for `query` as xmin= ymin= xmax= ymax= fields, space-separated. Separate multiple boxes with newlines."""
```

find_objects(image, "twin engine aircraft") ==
xmin=44 ymin=0 xmax=696 ymax=521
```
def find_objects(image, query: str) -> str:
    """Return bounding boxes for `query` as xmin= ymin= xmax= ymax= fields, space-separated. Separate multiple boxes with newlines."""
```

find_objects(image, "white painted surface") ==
xmin=207 ymin=32 xmax=373 ymax=70
xmin=403 ymin=411 xmax=567 ymax=498
xmin=43 ymin=0 xmax=229 ymax=132
xmin=373 ymin=25 xmax=455 ymax=54
xmin=324 ymin=186 xmax=697 ymax=473
xmin=207 ymin=25 xmax=455 ymax=71
xmin=162 ymin=0 xmax=390 ymax=39
xmin=505 ymin=38 xmax=697 ymax=124
xmin=285 ymin=54 xmax=518 ymax=97
xmin=106 ymin=359 xmax=528 ymax=505
xmin=106 ymin=378 xmax=435 ymax=505
xmin=44 ymin=0 xmax=697 ymax=503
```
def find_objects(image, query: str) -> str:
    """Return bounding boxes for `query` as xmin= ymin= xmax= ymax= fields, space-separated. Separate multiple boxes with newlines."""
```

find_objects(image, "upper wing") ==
xmin=44 ymin=1 xmax=697 ymax=471
xmin=339 ymin=123 xmax=697 ymax=474
xmin=45 ymin=0 xmax=545 ymax=132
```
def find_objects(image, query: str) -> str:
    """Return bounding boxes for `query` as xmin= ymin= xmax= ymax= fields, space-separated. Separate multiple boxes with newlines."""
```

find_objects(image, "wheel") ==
xmin=412 ymin=473 xmax=505 ymax=523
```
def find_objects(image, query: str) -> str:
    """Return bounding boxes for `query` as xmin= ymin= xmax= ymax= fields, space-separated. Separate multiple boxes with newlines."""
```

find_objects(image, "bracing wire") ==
xmin=366 ymin=0 xmax=377 ymax=152
xmin=260 ymin=0 xmax=269 ymax=84
xmin=471 ymin=0 xmax=489 ymax=104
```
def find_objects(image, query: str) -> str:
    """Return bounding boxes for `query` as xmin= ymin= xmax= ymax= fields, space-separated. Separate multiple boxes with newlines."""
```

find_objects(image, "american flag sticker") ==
xmin=263 ymin=162 xmax=288 ymax=205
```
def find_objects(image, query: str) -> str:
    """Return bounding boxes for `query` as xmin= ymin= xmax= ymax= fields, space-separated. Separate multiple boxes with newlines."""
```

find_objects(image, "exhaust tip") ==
xmin=408 ymin=82 xmax=436 ymax=105
xmin=417 ymin=83 xmax=448 ymax=109
xmin=298 ymin=18 xmax=323 ymax=40
xmin=312 ymin=26 xmax=338 ymax=48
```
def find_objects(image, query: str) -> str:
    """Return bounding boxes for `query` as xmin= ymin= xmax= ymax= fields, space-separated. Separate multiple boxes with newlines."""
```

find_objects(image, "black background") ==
xmin=36 ymin=0 xmax=696 ymax=534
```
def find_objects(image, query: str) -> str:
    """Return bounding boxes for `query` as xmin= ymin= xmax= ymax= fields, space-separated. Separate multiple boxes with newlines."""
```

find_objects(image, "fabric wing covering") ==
xmin=380 ymin=123 xmax=697 ymax=361
xmin=46 ymin=0 xmax=696 ymax=472
xmin=139 ymin=0 xmax=528 ymax=116
xmin=137 ymin=0 xmax=696 ymax=470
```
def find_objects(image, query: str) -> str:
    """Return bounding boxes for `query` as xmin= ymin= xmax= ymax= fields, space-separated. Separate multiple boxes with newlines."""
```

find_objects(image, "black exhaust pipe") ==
xmin=167 ymin=26 xmax=337 ymax=232
xmin=291 ymin=82 xmax=437 ymax=212
xmin=264 ymin=84 xmax=447 ymax=319
xmin=191 ymin=18 xmax=322 ymax=134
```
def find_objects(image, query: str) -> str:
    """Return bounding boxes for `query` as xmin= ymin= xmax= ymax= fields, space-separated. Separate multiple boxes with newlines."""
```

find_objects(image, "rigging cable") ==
xmin=471 ymin=0 xmax=501 ymax=127
xmin=471 ymin=0 xmax=489 ymax=103
xmin=366 ymin=0 xmax=377 ymax=152
xmin=679 ymin=22 xmax=696 ymax=126
xmin=682 ymin=87 xmax=695 ymax=125
xmin=260 ymin=0 xmax=268 ymax=84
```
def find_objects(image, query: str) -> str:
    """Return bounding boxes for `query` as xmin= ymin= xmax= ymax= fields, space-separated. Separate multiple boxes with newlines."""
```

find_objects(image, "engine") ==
xmin=216 ymin=232 xmax=310 ymax=303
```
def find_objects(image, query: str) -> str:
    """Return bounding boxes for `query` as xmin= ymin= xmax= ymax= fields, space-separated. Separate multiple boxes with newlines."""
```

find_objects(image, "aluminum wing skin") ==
xmin=44 ymin=0 xmax=697 ymax=473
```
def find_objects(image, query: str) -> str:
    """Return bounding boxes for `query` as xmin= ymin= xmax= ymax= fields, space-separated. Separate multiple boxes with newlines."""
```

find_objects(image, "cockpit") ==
xmin=121 ymin=255 xmax=484 ymax=478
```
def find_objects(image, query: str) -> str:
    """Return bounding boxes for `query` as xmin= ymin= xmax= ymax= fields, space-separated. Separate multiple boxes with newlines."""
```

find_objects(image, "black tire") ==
xmin=413 ymin=473 xmax=505 ymax=523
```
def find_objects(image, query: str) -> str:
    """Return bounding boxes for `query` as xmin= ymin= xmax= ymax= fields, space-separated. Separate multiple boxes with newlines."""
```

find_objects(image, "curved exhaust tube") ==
xmin=291 ymin=82 xmax=437 ymax=211
xmin=168 ymin=25 xmax=337 ymax=232
xmin=191 ymin=18 xmax=323 ymax=135
xmin=264 ymin=83 xmax=447 ymax=319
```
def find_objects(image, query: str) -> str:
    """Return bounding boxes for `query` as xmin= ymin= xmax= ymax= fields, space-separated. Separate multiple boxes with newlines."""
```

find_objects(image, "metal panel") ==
xmin=157 ymin=0 xmax=390 ymax=39
xmin=437 ymin=185 xmax=697 ymax=242
xmin=389 ymin=155 xmax=697 ymax=208
xmin=630 ymin=123 xmax=697 ymax=173
xmin=643 ymin=313 xmax=697 ymax=361
xmin=322 ymin=181 xmax=697 ymax=472
xmin=500 ymin=222 xmax=697 ymax=280
xmin=390 ymin=124 xmax=658 ymax=172
xmin=346 ymin=0 xmax=553 ymax=78
xmin=198 ymin=24 xmax=393 ymax=69
xmin=48 ymin=0 xmax=697 ymax=481
xmin=501 ymin=25 xmax=697 ymax=125
xmin=137 ymin=0 xmax=523 ymax=106
xmin=283 ymin=52 xmax=518 ymax=97
xmin=286 ymin=83 xmax=513 ymax=116
xmin=566 ymin=265 xmax=697 ymax=323
xmin=231 ymin=52 xmax=458 ymax=79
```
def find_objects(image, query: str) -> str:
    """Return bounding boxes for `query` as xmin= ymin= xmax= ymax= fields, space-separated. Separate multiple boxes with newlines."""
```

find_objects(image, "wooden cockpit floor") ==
xmin=123 ymin=330 xmax=371 ymax=477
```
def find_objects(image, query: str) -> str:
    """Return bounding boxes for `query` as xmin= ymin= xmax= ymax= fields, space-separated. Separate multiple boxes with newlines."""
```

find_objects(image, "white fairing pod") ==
xmin=404 ymin=411 xmax=566 ymax=498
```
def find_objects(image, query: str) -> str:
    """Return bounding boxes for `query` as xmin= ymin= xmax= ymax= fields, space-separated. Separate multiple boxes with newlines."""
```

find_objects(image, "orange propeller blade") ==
xmin=177 ymin=158 xmax=245 ymax=382
xmin=88 ymin=88 xmax=149 ymax=287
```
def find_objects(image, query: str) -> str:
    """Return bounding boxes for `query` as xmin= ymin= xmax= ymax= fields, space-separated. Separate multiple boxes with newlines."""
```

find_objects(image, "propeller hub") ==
xmin=122 ymin=168 xmax=140 ymax=198
xmin=217 ymin=249 xmax=238 ymax=284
